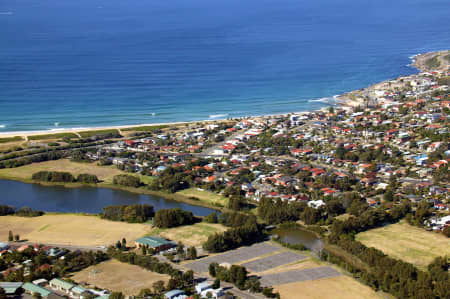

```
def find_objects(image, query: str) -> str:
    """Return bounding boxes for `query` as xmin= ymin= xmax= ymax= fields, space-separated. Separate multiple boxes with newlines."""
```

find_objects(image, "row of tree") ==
xmin=0 ymin=205 xmax=44 ymax=217
xmin=32 ymin=171 xmax=99 ymax=184
xmin=153 ymin=208 xmax=196 ymax=228
xmin=101 ymin=204 xmax=154 ymax=223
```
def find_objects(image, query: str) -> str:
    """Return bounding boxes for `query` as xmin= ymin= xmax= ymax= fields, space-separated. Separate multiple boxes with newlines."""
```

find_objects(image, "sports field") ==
xmin=70 ymin=260 xmax=169 ymax=295
xmin=356 ymin=220 xmax=450 ymax=269
xmin=0 ymin=214 xmax=151 ymax=247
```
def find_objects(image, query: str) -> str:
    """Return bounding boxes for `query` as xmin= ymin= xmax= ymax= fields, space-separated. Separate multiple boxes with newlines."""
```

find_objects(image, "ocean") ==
xmin=0 ymin=0 xmax=449 ymax=132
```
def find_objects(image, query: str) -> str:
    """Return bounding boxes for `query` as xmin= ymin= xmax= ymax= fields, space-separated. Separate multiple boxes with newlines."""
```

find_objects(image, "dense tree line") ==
xmin=32 ymin=171 xmax=99 ymax=184
xmin=153 ymin=208 xmax=195 ymax=228
xmin=0 ymin=205 xmax=44 ymax=217
xmin=0 ymin=151 xmax=65 ymax=169
xmin=149 ymin=166 xmax=192 ymax=193
xmin=258 ymin=197 xmax=327 ymax=225
xmin=324 ymin=239 xmax=449 ymax=299
xmin=217 ymin=211 xmax=257 ymax=227
xmin=203 ymin=221 xmax=263 ymax=253
xmin=76 ymin=173 xmax=99 ymax=184
xmin=112 ymin=174 xmax=141 ymax=188
xmin=329 ymin=202 xmax=411 ymax=239
xmin=32 ymin=171 xmax=75 ymax=183
xmin=324 ymin=200 xmax=449 ymax=299
xmin=102 ymin=204 xmax=154 ymax=223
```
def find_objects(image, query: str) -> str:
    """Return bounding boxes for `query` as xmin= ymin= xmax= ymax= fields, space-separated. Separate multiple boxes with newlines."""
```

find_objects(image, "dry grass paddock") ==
xmin=0 ymin=214 xmax=151 ymax=247
xmin=70 ymin=260 xmax=170 ymax=295
xmin=274 ymin=275 xmax=384 ymax=299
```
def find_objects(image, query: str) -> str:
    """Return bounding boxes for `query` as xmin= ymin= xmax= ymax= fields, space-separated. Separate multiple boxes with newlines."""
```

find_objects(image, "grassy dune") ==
xmin=356 ymin=220 xmax=450 ymax=269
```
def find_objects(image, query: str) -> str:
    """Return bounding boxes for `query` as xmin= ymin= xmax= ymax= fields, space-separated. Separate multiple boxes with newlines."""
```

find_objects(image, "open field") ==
xmin=78 ymin=129 xmax=119 ymax=138
xmin=0 ymin=136 xmax=24 ymax=144
xmin=273 ymin=275 xmax=384 ymax=299
xmin=151 ymin=222 xmax=227 ymax=247
xmin=70 ymin=260 xmax=169 ymax=295
xmin=0 ymin=159 xmax=124 ymax=184
xmin=356 ymin=220 xmax=450 ymax=269
xmin=27 ymin=133 xmax=79 ymax=141
xmin=176 ymin=188 xmax=228 ymax=207
xmin=0 ymin=215 xmax=151 ymax=247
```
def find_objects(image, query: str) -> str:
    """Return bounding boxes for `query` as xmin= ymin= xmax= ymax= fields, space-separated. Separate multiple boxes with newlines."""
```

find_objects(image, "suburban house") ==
xmin=134 ymin=236 xmax=176 ymax=252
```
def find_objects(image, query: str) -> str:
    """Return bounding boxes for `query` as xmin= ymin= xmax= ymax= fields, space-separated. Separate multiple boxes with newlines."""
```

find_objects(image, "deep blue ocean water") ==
xmin=0 ymin=0 xmax=449 ymax=132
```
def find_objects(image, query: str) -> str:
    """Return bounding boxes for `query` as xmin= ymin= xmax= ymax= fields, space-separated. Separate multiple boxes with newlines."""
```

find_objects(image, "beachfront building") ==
xmin=134 ymin=236 xmax=176 ymax=252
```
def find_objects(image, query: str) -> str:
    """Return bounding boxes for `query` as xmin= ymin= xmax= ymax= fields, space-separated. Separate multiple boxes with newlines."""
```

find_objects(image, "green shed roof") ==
xmin=49 ymin=278 xmax=75 ymax=290
xmin=135 ymin=236 xmax=174 ymax=248
xmin=72 ymin=286 xmax=87 ymax=294
xmin=0 ymin=282 xmax=23 ymax=294
xmin=23 ymin=282 xmax=52 ymax=297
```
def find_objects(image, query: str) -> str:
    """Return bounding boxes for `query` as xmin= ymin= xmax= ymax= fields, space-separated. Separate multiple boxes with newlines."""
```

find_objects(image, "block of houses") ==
xmin=135 ymin=236 xmax=176 ymax=252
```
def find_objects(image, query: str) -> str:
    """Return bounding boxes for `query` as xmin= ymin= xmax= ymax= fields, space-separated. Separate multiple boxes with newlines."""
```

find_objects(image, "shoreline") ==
xmin=0 ymin=51 xmax=448 ymax=138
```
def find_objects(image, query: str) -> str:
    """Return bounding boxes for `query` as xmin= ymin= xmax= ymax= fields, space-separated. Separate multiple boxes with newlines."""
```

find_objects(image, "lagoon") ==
xmin=0 ymin=179 xmax=216 ymax=216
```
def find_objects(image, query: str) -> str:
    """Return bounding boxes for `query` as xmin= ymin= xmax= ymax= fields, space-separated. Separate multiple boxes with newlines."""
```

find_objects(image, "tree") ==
xmin=209 ymin=263 xmax=217 ymax=277
xmin=141 ymin=246 xmax=147 ymax=255
xmin=0 ymin=288 xmax=6 ymax=299
xmin=32 ymin=292 xmax=42 ymax=299
xmin=115 ymin=241 xmax=122 ymax=249
xmin=14 ymin=234 xmax=20 ymax=241
xmin=121 ymin=238 xmax=127 ymax=249
xmin=443 ymin=226 xmax=450 ymax=238
xmin=211 ymin=278 xmax=220 ymax=289
xmin=383 ymin=189 xmax=394 ymax=202
xmin=152 ymin=280 xmax=165 ymax=295
xmin=8 ymin=230 xmax=13 ymax=242
xmin=187 ymin=246 xmax=197 ymax=260
xmin=177 ymin=242 xmax=185 ymax=260
xmin=109 ymin=292 xmax=124 ymax=299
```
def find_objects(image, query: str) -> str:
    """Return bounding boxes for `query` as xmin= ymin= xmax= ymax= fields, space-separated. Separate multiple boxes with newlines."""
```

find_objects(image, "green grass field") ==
xmin=27 ymin=133 xmax=78 ymax=141
xmin=0 ymin=136 xmax=24 ymax=143
xmin=176 ymin=187 xmax=228 ymax=207
xmin=0 ymin=159 xmax=124 ymax=184
xmin=122 ymin=125 xmax=169 ymax=132
xmin=78 ymin=129 xmax=120 ymax=138
xmin=356 ymin=220 xmax=450 ymax=269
